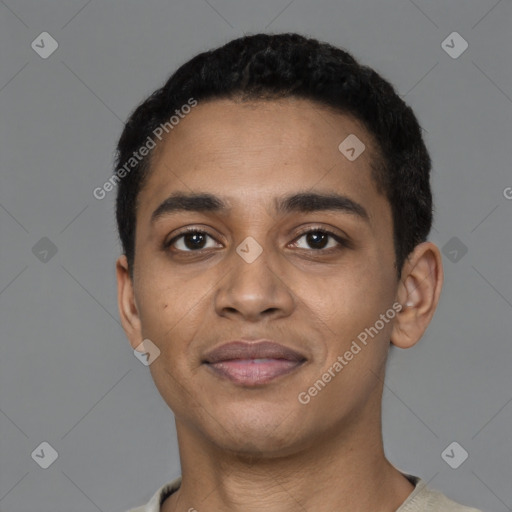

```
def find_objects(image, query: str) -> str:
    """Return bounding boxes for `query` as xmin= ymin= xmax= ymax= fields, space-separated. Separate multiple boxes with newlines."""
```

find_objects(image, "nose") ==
xmin=214 ymin=241 xmax=296 ymax=322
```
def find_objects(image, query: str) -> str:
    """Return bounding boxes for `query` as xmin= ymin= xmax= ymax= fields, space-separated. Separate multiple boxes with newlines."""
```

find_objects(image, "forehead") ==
xmin=150 ymin=97 xmax=376 ymax=168
xmin=138 ymin=97 xmax=388 ymax=224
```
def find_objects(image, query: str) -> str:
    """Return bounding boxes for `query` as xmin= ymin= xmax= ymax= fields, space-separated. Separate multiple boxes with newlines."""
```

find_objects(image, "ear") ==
xmin=391 ymin=241 xmax=444 ymax=349
xmin=116 ymin=255 xmax=143 ymax=350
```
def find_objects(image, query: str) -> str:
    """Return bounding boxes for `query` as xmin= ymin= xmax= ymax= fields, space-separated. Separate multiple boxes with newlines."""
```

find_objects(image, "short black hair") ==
xmin=115 ymin=32 xmax=432 ymax=278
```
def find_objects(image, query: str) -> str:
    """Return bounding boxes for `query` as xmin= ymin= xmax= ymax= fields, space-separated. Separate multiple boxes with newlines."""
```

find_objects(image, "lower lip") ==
xmin=206 ymin=359 xmax=304 ymax=386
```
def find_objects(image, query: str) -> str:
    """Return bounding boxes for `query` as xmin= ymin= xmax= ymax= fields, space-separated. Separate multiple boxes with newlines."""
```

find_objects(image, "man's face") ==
xmin=125 ymin=98 xmax=400 ymax=455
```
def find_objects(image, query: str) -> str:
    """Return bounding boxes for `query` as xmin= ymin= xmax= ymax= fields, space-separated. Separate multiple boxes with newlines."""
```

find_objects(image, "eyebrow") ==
xmin=150 ymin=191 xmax=369 ymax=224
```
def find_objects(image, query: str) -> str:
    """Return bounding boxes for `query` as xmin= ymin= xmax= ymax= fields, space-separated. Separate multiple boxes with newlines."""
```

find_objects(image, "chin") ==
xmin=214 ymin=431 xmax=305 ymax=459
xmin=201 ymin=404 xmax=310 ymax=458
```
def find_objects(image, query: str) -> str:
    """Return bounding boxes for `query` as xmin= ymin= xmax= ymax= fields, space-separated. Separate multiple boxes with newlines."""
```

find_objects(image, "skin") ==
xmin=117 ymin=97 xmax=443 ymax=512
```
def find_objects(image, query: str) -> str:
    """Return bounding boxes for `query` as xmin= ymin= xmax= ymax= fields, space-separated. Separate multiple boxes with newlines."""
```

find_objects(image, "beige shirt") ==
xmin=125 ymin=473 xmax=482 ymax=511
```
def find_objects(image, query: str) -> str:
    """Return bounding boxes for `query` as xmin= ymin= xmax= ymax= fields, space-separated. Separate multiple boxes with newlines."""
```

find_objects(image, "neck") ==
xmin=162 ymin=391 xmax=414 ymax=512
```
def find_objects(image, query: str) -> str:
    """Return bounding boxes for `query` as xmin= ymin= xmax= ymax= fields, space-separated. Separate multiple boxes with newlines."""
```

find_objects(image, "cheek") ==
xmin=135 ymin=267 xmax=201 ymax=344
xmin=301 ymin=261 xmax=395 ymax=346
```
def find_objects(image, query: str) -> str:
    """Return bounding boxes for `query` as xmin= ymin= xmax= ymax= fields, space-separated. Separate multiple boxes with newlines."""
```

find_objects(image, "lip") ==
xmin=203 ymin=340 xmax=307 ymax=386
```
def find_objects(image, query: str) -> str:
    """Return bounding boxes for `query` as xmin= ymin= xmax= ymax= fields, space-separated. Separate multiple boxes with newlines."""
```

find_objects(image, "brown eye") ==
xmin=292 ymin=229 xmax=347 ymax=251
xmin=166 ymin=230 xmax=220 ymax=252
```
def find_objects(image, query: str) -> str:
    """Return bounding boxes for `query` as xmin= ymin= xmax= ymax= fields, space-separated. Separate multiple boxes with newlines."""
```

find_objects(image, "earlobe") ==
xmin=116 ymin=255 xmax=143 ymax=350
xmin=391 ymin=242 xmax=444 ymax=349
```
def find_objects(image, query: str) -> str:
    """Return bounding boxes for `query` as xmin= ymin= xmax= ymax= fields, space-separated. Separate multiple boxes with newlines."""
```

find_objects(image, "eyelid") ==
xmin=292 ymin=224 xmax=348 ymax=240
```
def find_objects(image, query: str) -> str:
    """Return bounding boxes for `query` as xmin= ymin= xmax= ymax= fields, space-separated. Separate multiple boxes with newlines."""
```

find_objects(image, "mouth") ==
xmin=202 ymin=340 xmax=307 ymax=387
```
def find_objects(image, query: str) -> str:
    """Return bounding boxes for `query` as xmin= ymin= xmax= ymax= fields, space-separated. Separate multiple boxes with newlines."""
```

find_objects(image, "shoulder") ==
xmin=398 ymin=475 xmax=483 ymax=512
xmin=124 ymin=476 xmax=182 ymax=512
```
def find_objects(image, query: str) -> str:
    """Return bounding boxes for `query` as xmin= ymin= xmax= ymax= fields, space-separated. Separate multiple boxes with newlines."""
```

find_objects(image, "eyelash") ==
xmin=164 ymin=226 xmax=349 ymax=254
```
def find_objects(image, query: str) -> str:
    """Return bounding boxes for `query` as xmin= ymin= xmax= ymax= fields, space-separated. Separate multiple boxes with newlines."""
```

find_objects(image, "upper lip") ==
xmin=203 ymin=340 xmax=307 ymax=364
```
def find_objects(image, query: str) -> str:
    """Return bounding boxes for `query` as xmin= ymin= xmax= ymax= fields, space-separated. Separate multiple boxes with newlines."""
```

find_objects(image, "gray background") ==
xmin=0 ymin=1 xmax=511 ymax=511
